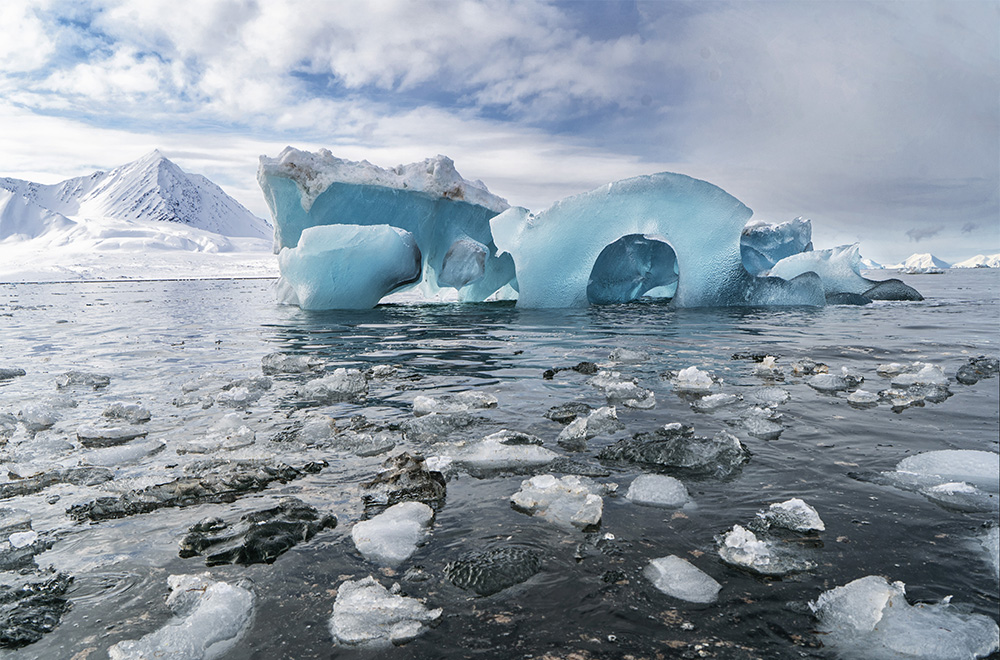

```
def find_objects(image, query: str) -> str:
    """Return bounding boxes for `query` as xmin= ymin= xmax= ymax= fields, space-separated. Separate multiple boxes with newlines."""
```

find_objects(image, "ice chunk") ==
xmin=298 ymin=368 xmax=368 ymax=402
xmin=55 ymin=370 xmax=110 ymax=390
xmin=752 ymin=355 xmax=783 ymax=379
xmin=181 ymin=414 xmax=255 ymax=454
xmin=17 ymin=404 xmax=60 ymax=432
xmin=644 ymin=555 xmax=721 ymax=603
xmin=491 ymin=172 xmax=825 ymax=308
xmin=445 ymin=546 xmax=540 ymax=595
xmin=79 ymin=439 xmax=165 ymax=467
xmin=108 ymin=573 xmax=254 ymax=660
xmin=277 ymin=224 xmax=422 ymax=309
xmin=544 ymin=402 xmax=594 ymax=424
xmin=180 ymin=498 xmax=336 ymax=566
xmin=556 ymin=406 xmax=624 ymax=451
xmin=740 ymin=217 xmax=813 ymax=276
xmin=259 ymin=149 xmax=514 ymax=307
xmin=214 ymin=376 xmax=271 ymax=409
xmin=329 ymin=576 xmax=441 ymax=647
xmin=811 ymin=575 xmax=1000 ymax=660
xmin=588 ymin=371 xmax=656 ymax=408
xmin=76 ymin=424 xmax=148 ymax=448
xmin=847 ymin=389 xmax=879 ymax=406
xmin=921 ymin=481 xmax=997 ymax=513
xmin=360 ymin=453 xmax=447 ymax=510
xmin=609 ymin=347 xmax=650 ymax=364
xmin=672 ymin=366 xmax=716 ymax=393
xmin=625 ymin=474 xmax=689 ymax=508
xmin=450 ymin=430 xmax=557 ymax=477
xmin=598 ymin=425 xmax=750 ymax=479
xmin=412 ymin=391 xmax=497 ymax=416
xmin=769 ymin=243 xmax=923 ymax=301
xmin=352 ymin=501 xmax=434 ymax=567
xmin=0 ymin=368 xmax=26 ymax=380
xmin=808 ymin=372 xmax=849 ymax=392
xmin=956 ymin=356 xmax=999 ymax=385
xmin=891 ymin=364 xmax=948 ymax=387
xmin=747 ymin=386 xmax=790 ymax=406
xmin=739 ymin=406 xmax=784 ymax=440
xmin=717 ymin=525 xmax=815 ymax=576
xmin=755 ymin=498 xmax=824 ymax=532
xmin=103 ymin=402 xmax=152 ymax=423
xmin=895 ymin=450 xmax=999 ymax=493
xmin=261 ymin=353 xmax=322 ymax=374
xmin=691 ymin=392 xmax=741 ymax=412
xmin=510 ymin=474 xmax=608 ymax=530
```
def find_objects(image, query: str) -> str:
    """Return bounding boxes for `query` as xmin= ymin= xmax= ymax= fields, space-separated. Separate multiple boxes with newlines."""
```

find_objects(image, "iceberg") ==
xmin=259 ymin=148 xmax=515 ymax=305
xmin=740 ymin=217 xmax=813 ymax=276
xmin=491 ymin=172 xmax=824 ymax=308
xmin=769 ymin=244 xmax=923 ymax=301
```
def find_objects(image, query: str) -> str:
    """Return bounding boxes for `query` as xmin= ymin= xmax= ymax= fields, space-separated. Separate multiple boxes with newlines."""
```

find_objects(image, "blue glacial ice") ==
xmin=259 ymin=148 xmax=515 ymax=305
xmin=740 ymin=217 xmax=813 ymax=276
xmin=258 ymin=149 xmax=920 ymax=310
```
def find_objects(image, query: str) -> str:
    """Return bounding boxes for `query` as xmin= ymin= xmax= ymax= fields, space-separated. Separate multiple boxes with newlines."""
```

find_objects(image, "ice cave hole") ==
xmin=586 ymin=234 xmax=679 ymax=305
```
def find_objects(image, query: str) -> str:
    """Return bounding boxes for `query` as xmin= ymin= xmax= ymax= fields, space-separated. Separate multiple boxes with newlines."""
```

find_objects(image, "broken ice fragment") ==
xmin=847 ymin=389 xmax=879 ymax=407
xmin=588 ymin=371 xmax=656 ymax=408
xmin=108 ymin=573 xmax=255 ymax=660
xmin=691 ymin=393 xmax=741 ymax=413
xmin=329 ymin=576 xmax=441 ymax=647
xmin=411 ymin=391 xmax=497 ymax=416
xmin=644 ymin=555 xmax=721 ymax=604
xmin=556 ymin=406 xmax=623 ymax=451
xmin=754 ymin=498 xmax=825 ymax=532
xmin=810 ymin=575 xmax=999 ymax=660
xmin=448 ymin=430 xmax=557 ymax=477
xmin=625 ymin=474 xmax=689 ymax=508
xmin=298 ymin=368 xmax=368 ymax=402
xmin=445 ymin=546 xmax=540 ymax=596
xmin=0 ymin=571 xmax=73 ymax=649
xmin=261 ymin=352 xmax=322 ymax=374
xmin=361 ymin=453 xmax=447 ymax=511
xmin=717 ymin=524 xmax=815 ymax=576
xmin=808 ymin=372 xmax=849 ymax=392
xmin=672 ymin=366 xmax=715 ymax=393
xmin=103 ymin=402 xmax=152 ymax=423
xmin=55 ymin=370 xmax=110 ymax=390
xmin=76 ymin=424 xmax=148 ymax=448
xmin=891 ymin=364 xmax=948 ymax=388
xmin=351 ymin=501 xmax=434 ymax=567
xmin=510 ymin=474 xmax=608 ymax=530
xmin=598 ymin=426 xmax=750 ymax=479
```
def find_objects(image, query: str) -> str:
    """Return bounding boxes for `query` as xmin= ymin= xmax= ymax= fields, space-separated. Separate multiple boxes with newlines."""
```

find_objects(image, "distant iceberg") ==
xmin=258 ymin=149 xmax=922 ymax=310
xmin=887 ymin=253 xmax=951 ymax=274
xmin=953 ymin=253 xmax=1000 ymax=269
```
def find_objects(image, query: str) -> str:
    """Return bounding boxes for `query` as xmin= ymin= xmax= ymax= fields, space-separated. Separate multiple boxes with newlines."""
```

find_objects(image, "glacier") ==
xmin=258 ymin=149 xmax=923 ymax=310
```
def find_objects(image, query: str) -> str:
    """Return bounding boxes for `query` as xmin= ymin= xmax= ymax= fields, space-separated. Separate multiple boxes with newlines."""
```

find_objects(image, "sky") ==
xmin=0 ymin=0 xmax=997 ymax=264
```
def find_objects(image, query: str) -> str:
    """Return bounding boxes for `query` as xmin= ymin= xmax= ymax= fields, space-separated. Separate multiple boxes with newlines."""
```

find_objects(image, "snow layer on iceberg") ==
xmin=740 ymin=217 xmax=813 ymax=276
xmin=259 ymin=148 xmax=515 ymax=307
xmin=491 ymin=172 xmax=825 ymax=308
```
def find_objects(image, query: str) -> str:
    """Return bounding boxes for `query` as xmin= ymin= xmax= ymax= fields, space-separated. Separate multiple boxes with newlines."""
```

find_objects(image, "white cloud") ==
xmin=0 ymin=1 xmax=57 ymax=72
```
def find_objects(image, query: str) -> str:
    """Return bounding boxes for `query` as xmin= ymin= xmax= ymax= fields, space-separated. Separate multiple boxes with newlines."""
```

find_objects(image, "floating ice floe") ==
xmin=556 ymin=406 xmax=624 ymax=451
xmin=0 ymin=508 xmax=48 ymax=570
xmin=445 ymin=546 xmax=541 ymax=595
xmin=747 ymin=386 xmax=791 ymax=406
xmin=738 ymin=406 xmax=784 ymax=440
xmin=956 ymin=356 xmax=999 ymax=385
xmin=0 ymin=367 xmax=26 ymax=380
xmin=609 ymin=347 xmax=650 ymax=364
xmin=691 ymin=392 xmax=741 ymax=413
xmin=752 ymin=356 xmax=783 ymax=379
xmin=891 ymin=364 xmax=948 ymax=388
xmin=412 ymin=391 xmax=497 ymax=416
xmin=810 ymin=575 xmax=1000 ymax=660
xmin=360 ymin=453 xmax=447 ymax=510
xmin=298 ymin=368 xmax=368 ymax=402
xmin=0 ymin=571 xmax=73 ymax=649
xmin=261 ymin=352 xmax=323 ymax=374
xmin=672 ymin=366 xmax=716 ymax=393
xmin=79 ymin=439 xmax=166 ymax=467
xmin=599 ymin=424 xmax=750 ymax=479
xmin=17 ymin=404 xmax=60 ymax=432
xmin=76 ymin=424 xmax=148 ymax=448
xmin=181 ymin=413 xmax=255 ymax=454
xmin=753 ymin=498 xmax=825 ymax=532
xmin=445 ymin=430 xmax=558 ymax=477
xmin=873 ymin=450 xmax=999 ymax=513
xmin=215 ymin=376 xmax=272 ymax=408
xmin=644 ymin=555 xmax=721 ymax=604
xmin=588 ymin=371 xmax=656 ymax=408
xmin=108 ymin=573 xmax=255 ymax=660
xmin=55 ymin=370 xmax=110 ymax=390
xmin=625 ymin=474 xmax=689 ymax=508
xmin=329 ymin=576 xmax=441 ymax=647
xmin=352 ymin=501 xmax=434 ymax=567
xmin=544 ymin=402 xmax=594 ymax=425
xmin=180 ymin=498 xmax=336 ymax=566
xmin=402 ymin=411 xmax=476 ymax=442
xmin=103 ymin=402 xmax=151 ymax=423
xmin=510 ymin=474 xmax=611 ymax=530
xmin=769 ymin=243 xmax=922 ymax=301
xmin=847 ymin=389 xmax=879 ymax=407
xmin=717 ymin=525 xmax=816 ymax=576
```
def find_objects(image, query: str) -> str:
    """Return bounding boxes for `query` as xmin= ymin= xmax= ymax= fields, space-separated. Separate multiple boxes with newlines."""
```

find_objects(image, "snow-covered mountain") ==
xmin=886 ymin=253 xmax=950 ymax=272
xmin=0 ymin=151 xmax=277 ymax=282
xmin=0 ymin=150 xmax=270 ymax=239
xmin=952 ymin=253 xmax=1000 ymax=268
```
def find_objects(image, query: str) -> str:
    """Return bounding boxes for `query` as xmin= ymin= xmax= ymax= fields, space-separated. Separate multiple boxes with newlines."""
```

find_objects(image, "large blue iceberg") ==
xmin=257 ymin=149 xmax=919 ymax=310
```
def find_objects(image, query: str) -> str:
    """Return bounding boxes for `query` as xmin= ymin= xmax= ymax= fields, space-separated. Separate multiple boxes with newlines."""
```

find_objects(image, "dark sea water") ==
xmin=0 ymin=269 xmax=997 ymax=659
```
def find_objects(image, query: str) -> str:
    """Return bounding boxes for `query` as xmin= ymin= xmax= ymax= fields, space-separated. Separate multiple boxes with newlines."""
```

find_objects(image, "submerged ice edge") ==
xmin=258 ymin=149 xmax=920 ymax=310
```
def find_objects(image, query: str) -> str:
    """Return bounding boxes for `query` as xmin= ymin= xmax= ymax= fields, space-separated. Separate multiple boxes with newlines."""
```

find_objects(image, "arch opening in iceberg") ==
xmin=587 ymin=234 xmax=679 ymax=304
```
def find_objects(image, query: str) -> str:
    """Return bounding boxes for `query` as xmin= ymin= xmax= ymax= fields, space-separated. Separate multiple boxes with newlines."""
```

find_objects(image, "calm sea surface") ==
xmin=0 ymin=269 xmax=997 ymax=659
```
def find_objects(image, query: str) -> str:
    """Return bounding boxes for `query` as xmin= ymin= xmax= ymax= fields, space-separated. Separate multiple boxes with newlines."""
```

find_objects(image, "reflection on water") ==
xmin=0 ymin=270 xmax=996 ymax=659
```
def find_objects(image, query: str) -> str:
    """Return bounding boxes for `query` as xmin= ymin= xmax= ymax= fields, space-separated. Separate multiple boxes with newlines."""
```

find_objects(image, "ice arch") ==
xmin=491 ymin=172 xmax=824 ymax=308
xmin=587 ymin=234 xmax=678 ymax=304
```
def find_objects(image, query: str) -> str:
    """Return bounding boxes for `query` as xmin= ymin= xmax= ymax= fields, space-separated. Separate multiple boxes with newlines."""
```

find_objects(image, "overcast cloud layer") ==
xmin=1 ymin=0 xmax=997 ymax=263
